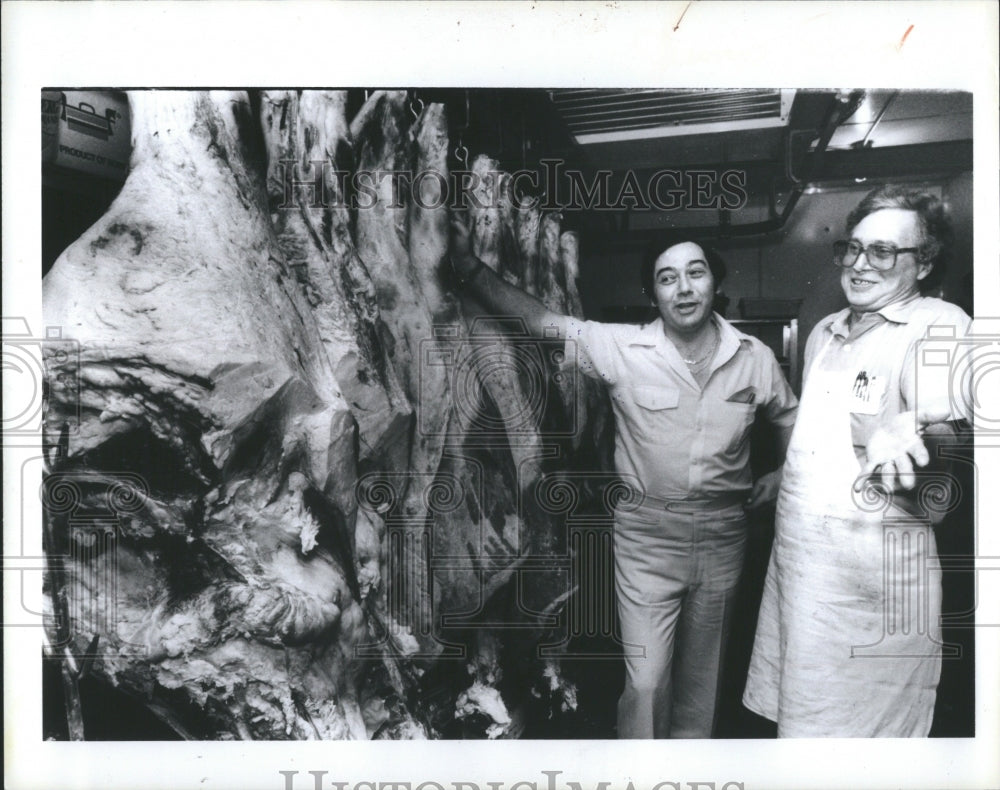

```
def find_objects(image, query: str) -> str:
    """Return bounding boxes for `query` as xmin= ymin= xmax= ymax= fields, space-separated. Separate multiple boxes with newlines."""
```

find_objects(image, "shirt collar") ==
xmin=630 ymin=314 xmax=744 ymax=365
xmin=825 ymin=308 xmax=853 ymax=339
xmin=630 ymin=317 xmax=667 ymax=347
xmin=878 ymin=293 xmax=923 ymax=323
xmin=825 ymin=294 xmax=922 ymax=338
xmin=714 ymin=314 xmax=743 ymax=365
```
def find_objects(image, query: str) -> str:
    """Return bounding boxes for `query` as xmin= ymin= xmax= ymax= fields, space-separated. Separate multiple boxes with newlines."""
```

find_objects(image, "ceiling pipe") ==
xmin=711 ymin=89 xmax=866 ymax=239
xmin=595 ymin=90 xmax=866 ymax=246
xmin=852 ymin=90 xmax=899 ymax=149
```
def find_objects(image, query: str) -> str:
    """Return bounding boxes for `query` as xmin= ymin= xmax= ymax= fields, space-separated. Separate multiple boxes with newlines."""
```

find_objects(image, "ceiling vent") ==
xmin=548 ymin=89 xmax=796 ymax=145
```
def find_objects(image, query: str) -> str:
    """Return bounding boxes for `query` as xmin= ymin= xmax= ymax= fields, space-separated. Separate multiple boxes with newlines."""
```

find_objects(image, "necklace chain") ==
xmin=679 ymin=325 xmax=719 ymax=366
xmin=682 ymin=349 xmax=712 ymax=365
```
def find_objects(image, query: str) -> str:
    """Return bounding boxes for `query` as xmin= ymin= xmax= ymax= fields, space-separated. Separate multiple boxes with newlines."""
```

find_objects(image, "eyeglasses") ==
xmin=832 ymin=240 xmax=920 ymax=271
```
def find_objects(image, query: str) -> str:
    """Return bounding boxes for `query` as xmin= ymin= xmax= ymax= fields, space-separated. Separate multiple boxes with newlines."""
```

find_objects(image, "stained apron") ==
xmin=743 ymin=335 xmax=942 ymax=737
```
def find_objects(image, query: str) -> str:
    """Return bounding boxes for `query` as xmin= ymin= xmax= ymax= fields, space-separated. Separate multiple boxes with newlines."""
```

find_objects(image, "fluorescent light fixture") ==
xmin=550 ymin=89 xmax=796 ymax=145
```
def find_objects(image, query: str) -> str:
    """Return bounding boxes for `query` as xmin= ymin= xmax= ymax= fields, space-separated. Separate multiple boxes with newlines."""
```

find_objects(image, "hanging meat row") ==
xmin=42 ymin=89 xmax=611 ymax=740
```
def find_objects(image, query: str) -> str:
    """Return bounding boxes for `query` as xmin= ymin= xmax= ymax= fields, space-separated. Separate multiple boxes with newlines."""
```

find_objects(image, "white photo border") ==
xmin=3 ymin=2 xmax=999 ymax=789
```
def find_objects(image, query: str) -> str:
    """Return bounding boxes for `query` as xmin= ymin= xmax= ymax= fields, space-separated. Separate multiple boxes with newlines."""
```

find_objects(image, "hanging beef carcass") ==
xmin=42 ymin=89 xmax=612 ymax=740
xmin=260 ymin=90 xmax=412 ymax=474
xmin=259 ymin=90 xmax=412 ymax=609
xmin=43 ymin=91 xmax=399 ymax=739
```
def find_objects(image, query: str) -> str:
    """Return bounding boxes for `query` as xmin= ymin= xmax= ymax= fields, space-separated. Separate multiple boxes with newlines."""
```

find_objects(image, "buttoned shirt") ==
xmin=564 ymin=314 xmax=798 ymax=500
xmin=805 ymin=295 xmax=972 ymax=459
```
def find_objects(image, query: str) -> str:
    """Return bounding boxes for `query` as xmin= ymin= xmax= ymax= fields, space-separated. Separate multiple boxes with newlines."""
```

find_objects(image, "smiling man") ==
xmin=450 ymin=216 xmax=798 ymax=738
xmin=743 ymin=184 xmax=973 ymax=737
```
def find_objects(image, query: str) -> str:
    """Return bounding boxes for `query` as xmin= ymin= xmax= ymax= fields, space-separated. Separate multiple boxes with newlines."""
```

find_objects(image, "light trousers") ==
xmin=614 ymin=499 xmax=747 ymax=738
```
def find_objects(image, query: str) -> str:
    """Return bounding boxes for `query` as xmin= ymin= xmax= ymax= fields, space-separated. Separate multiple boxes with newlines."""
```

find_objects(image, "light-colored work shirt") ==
xmin=563 ymin=314 xmax=798 ymax=500
xmin=806 ymin=295 xmax=972 ymax=460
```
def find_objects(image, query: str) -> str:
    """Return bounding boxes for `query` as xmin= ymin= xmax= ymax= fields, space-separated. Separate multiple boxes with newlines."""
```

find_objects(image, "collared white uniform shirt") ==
xmin=807 ymin=295 xmax=972 ymax=459
xmin=563 ymin=314 xmax=798 ymax=500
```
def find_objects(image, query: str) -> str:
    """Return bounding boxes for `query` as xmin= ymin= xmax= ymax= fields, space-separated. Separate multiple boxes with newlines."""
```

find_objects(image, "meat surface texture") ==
xmin=42 ymin=90 xmax=611 ymax=740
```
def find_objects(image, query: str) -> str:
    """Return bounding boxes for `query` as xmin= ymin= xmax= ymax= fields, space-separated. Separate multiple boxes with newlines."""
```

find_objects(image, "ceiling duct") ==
xmin=548 ymin=89 xmax=796 ymax=145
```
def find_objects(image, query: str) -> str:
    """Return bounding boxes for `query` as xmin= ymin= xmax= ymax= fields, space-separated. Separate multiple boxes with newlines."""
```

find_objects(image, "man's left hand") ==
xmin=748 ymin=468 xmax=782 ymax=509
xmin=855 ymin=410 xmax=938 ymax=492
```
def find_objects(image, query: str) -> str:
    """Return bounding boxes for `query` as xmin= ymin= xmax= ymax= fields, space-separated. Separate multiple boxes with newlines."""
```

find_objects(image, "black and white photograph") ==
xmin=4 ymin=3 xmax=999 ymax=790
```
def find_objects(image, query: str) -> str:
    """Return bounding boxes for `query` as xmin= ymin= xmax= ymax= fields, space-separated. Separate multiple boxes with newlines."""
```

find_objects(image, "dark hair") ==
xmin=846 ymin=184 xmax=953 ymax=293
xmin=639 ymin=236 xmax=727 ymax=301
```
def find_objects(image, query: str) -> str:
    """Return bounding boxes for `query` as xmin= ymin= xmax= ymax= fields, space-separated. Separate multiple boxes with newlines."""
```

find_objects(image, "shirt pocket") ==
xmin=630 ymin=385 xmax=680 ymax=411
xmin=719 ymin=400 xmax=757 ymax=455
xmin=613 ymin=384 xmax=680 ymax=434
xmin=849 ymin=373 xmax=894 ymax=459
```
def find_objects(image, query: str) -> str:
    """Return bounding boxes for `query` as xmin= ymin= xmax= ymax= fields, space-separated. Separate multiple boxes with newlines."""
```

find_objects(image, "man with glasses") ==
xmin=743 ymin=184 xmax=972 ymax=736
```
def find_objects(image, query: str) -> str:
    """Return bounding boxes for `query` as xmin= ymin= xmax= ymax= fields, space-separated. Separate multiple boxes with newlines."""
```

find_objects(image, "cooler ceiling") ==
xmin=548 ymin=89 xmax=795 ymax=145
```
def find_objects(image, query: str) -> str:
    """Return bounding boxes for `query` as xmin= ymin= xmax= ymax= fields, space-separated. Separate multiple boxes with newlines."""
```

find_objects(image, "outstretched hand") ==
xmin=446 ymin=208 xmax=566 ymax=338
xmin=853 ymin=410 xmax=943 ymax=493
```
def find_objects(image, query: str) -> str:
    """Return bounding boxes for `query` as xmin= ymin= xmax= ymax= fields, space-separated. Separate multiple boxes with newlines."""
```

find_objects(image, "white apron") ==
xmin=744 ymin=335 xmax=942 ymax=737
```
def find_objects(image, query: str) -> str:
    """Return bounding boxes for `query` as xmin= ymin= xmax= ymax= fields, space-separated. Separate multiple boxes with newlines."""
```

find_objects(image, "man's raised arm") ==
xmin=450 ymin=214 xmax=569 ymax=339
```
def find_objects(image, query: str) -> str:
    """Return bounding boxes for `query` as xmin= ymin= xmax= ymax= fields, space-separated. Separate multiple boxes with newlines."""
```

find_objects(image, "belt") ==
xmin=632 ymin=490 xmax=749 ymax=513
